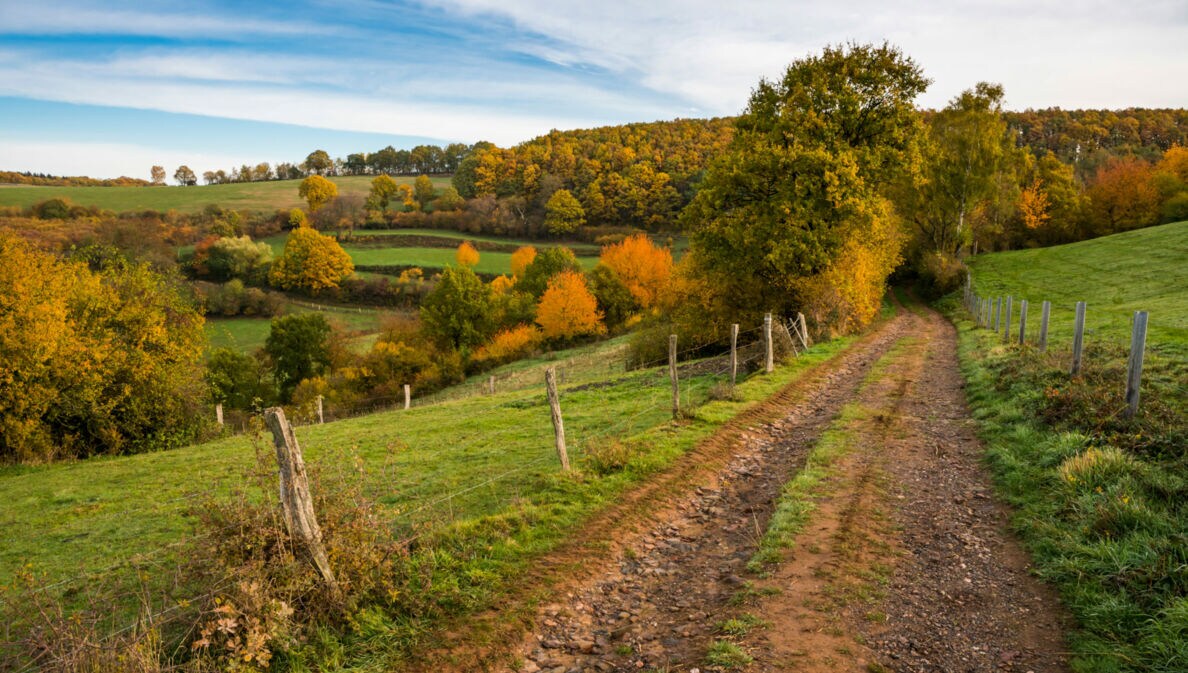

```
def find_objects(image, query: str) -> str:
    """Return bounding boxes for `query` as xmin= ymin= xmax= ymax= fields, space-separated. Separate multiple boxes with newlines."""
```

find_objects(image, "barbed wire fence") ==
xmin=0 ymin=313 xmax=810 ymax=672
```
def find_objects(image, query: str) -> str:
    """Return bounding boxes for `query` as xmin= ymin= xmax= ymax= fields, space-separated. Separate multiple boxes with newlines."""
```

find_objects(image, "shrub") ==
xmin=471 ymin=324 xmax=542 ymax=367
xmin=535 ymin=270 xmax=605 ymax=341
xmin=916 ymin=250 xmax=968 ymax=299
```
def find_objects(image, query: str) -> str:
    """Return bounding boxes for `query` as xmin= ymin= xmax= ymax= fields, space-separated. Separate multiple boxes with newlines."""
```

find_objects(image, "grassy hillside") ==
xmin=955 ymin=222 xmax=1188 ymax=672
xmin=968 ymin=221 xmax=1188 ymax=350
xmin=0 ymin=175 xmax=451 ymax=214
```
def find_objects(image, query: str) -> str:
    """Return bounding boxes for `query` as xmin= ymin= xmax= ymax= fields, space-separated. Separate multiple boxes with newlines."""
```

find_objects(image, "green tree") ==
xmin=304 ymin=149 xmax=333 ymax=175
xmin=544 ymin=188 xmax=585 ymax=235
xmin=435 ymin=185 xmax=465 ymax=211
xmin=367 ymin=174 xmax=400 ymax=212
xmin=586 ymin=263 xmax=638 ymax=330
xmin=419 ymin=265 xmax=494 ymax=352
xmin=299 ymin=175 xmax=338 ymax=212
xmin=269 ymin=226 xmax=354 ymax=293
xmin=518 ymin=246 xmax=583 ymax=298
xmin=683 ymin=43 xmax=927 ymax=322
xmin=265 ymin=313 xmax=331 ymax=401
xmin=413 ymin=174 xmax=436 ymax=210
xmin=907 ymin=83 xmax=1012 ymax=255
xmin=205 ymin=235 xmax=273 ymax=283
xmin=205 ymin=347 xmax=276 ymax=410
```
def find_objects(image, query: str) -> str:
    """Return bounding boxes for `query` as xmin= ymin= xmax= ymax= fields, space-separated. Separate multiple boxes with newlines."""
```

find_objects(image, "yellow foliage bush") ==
xmin=599 ymin=234 xmax=673 ymax=308
xmin=510 ymin=246 xmax=537 ymax=278
xmin=472 ymin=324 xmax=543 ymax=366
xmin=535 ymin=270 xmax=606 ymax=340
xmin=269 ymin=226 xmax=355 ymax=293
xmin=456 ymin=241 xmax=480 ymax=267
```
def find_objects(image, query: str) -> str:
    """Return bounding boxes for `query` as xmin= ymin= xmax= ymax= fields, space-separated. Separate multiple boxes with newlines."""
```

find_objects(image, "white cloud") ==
xmin=0 ymin=1 xmax=334 ymax=39
xmin=0 ymin=139 xmax=262 ymax=181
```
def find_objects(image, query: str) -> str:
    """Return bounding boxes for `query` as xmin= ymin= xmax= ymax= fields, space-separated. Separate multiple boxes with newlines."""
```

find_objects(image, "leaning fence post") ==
xmin=403 ymin=383 xmax=411 ymax=409
xmin=544 ymin=368 xmax=570 ymax=471
xmin=1039 ymin=301 xmax=1051 ymax=352
xmin=1124 ymin=311 xmax=1148 ymax=418
xmin=669 ymin=334 xmax=680 ymax=420
xmin=316 ymin=395 xmax=324 ymax=424
xmin=215 ymin=403 xmax=223 ymax=427
xmin=763 ymin=313 xmax=774 ymax=373
xmin=797 ymin=312 xmax=812 ymax=348
xmin=730 ymin=324 xmax=739 ymax=390
xmin=262 ymin=407 xmax=339 ymax=593
xmin=1071 ymin=301 xmax=1087 ymax=376
xmin=1018 ymin=300 xmax=1028 ymax=345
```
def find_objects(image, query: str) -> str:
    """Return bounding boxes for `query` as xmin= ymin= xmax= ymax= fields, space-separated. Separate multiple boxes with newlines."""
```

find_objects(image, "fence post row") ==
xmin=544 ymin=368 xmax=570 ymax=471
xmin=1039 ymin=301 xmax=1051 ymax=352
xmin=1071 ymin=301 xmax=1087 ymax=376
xmin=669 ymin=334 xmax=680 ymax=420
xmin=262 ymin=407 xmax=339 ymax=593
xmin=763 ymin=313 xmax=774 ymax=374
xmin=1125 ymin=311 xmax=1148 ymax=419
xmin=730 ymin=323 xmax=739 ymax=390
xmin=1018 ymin=299 xmax=1028 ymax=345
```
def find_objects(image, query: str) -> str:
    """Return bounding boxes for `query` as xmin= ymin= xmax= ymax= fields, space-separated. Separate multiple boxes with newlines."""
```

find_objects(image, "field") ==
xmin=0 ymin=175 xmax=452 ymax=214
xmin=956 ymin=222 xmax=1188 ymax=672
xmin=967 ymin=220 xmax=1188 ymax=351
xmin=205 ymin=301 xmax=399 ymax=353
xmin=0 ymin=325 xmax=858 ymax=668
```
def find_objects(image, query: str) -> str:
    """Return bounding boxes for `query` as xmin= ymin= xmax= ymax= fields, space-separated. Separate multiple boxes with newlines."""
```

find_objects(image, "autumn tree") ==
xmin=413 ymin=174 xmax=436 ymax=210
xmin=420 ymin=265 xmax=494 ymax=352
xmin=0 ymin=234 xmax=207 ymax=461
xmin=367 ymin=174 xmax=400 ymax=212
xmin=151 ymin=165 xmax=166 ymax=185
xmin=683 ymin=43 xmax=926 ymax=328
xmin=304 ymin=149 xmax=333 ymax=175
xmin=1018 ymin=180 xmax=1051 ymax=231
xmin=435 ymin=185 xmax=465 ymax=211
xmin=201 ymin=235 xmax=274 ymax=283
xmin=535 ymin=270 xmax=605 ymax=340
xmin=299 ymin=175 xmax=338 ymax=212
xmin=1153 ymin=146 xmax=1188 ymax=222
xmin=174 ymin=165 xmax=197 ymax=186
xmin=1085 ymin=157 xmax=1160 ymax=235
xmin=456 ymin=241 xmax=480 ymax=267
xmin=265 ymin=313 xmax=332 ymax=401
xmin=599 ymin=234 xmax=672 ymax=309
xmin=510 ymin=245 xmax=537 ymax=279
xmin=544 ymin=189 xmax=585 ymax=235
xmin=518 ymin=246 xmax=582 ymax=298
xmin=586 ymin=263 xmax=637 ymax=330
xmin=269 ymin=225 xmax=354 ymax=293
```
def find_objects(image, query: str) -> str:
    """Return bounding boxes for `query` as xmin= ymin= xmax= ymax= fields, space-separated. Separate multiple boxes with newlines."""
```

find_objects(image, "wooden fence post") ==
xmin=1003 ymin=296 xmax=1013 ymax=340
xmin=262 ymin=407 xmax=339 ymax=593
xmin=669 ymin=334 xmax=680 ymax=420
xmin=994 ymin=297 xmax=1001 ymax=332
xmin=544 ymin=368 xmax=570 ymax=471
xmin=215 ymin=403 xmax=223 ymax=426
xmin=1039 ymin=301 xmax=1051 ymax=352
xmin=763 ymin=313 xmax=774 ymax=373
xmin=316 ymin=395 xmax=324 ymax=424
xmin=730 ymin=323 xmax=739 ymax=390
xmin=797 ymin=312 xmax=812 ymax=348
xmin=1071 ymin=301 xmax=1087 ymax=376
xmin=1018 ymin=299 xmax=1028 ymax=345
xmin=1125 ymin=311 xmax=1148 ymax=418
xmin=488 ymin=375 xmax=495 ymax=395
xmin=403 ymin=384 xmax=411 ymax=409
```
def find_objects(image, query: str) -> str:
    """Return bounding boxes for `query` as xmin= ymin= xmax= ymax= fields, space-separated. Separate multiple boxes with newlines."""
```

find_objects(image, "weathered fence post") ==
xmin=215 ymin=403 xmax=223 ymax=426
xmin=1003 ymin=296 xmax=1013 ymax=340
xmin=1039 ymin=301 xmax=1051 ymax=352
xmin=316 ymin=395 xmax=324 ymax=424
xmin=730 ymin=323 xmax=739 ymax=390
xmin=403 ymin=384 xmax=410 ymax=409
xmin=262 ymin=407 xmax=339 ymax=593
xmin=1071 ymin=301 xmax=1087 ymax=376
xmin=1018 ymin=299 xmax=1028 ymax=345
xmin=669 ymin=334 xmax=680 ymax=420
xmin=1125 ymin=311 xmax=1148 ymax=418
xmin=488 ymin=375 xmax=495 ymax=395
xmin=797 ymin=312 xmax=812 ymax=349
xmin=763 ymin=313 xmax=774 ymax=374
xmin=544 ymin=368 xmax=570 ymax=471
xmin=994 ymin=297 xmax=1001 ymax=332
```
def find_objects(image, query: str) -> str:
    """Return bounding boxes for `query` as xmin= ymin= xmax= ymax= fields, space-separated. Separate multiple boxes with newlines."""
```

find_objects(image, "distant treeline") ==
xmin=1004 ymin=108 xmax=1188 ymax=178
xmin=0 ymin=170 xmax=151 ymax=187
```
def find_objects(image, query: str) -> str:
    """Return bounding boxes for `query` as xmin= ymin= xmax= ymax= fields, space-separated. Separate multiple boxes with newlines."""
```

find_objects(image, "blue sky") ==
xmin=2 ymin=0 xmax=1186 ymax=179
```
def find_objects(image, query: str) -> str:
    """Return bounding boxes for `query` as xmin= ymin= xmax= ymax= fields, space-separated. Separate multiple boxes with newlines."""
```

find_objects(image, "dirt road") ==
xmin=448 ymin=304 xmax=1070 ymax=672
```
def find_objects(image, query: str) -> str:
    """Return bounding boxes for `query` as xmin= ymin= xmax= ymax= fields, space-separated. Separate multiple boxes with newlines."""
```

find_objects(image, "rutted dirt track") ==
xmin=439 ymin=304 xmax=1070 ymax=672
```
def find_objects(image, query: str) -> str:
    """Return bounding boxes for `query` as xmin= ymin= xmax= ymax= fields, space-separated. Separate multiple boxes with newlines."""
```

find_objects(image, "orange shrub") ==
xmin=535 ymin=270 xmax=606 ymax=340
xmin=456 ymin=241 xmax=480 ymax=267
xmin=599 ymin=234 xmax=672 ymax=308
xmin=510 ymin=245 xmax=537 ymax=278
xmin=472 ymin=324 xmax=543 ymax=366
